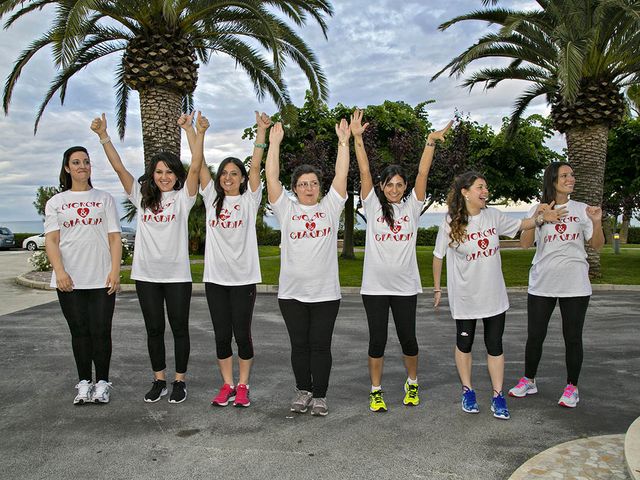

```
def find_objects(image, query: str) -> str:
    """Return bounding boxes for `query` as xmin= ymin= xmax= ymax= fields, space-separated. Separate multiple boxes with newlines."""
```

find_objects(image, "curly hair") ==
xmin=446 ymin=171 xmax=486 ymax=247
xmin=374 ymin=164 xmax=408 ymax=229
xmin=138 ymin=152 xmax=187 ymax=213
xmin=213 ymin=157 xmax=248 ymax=219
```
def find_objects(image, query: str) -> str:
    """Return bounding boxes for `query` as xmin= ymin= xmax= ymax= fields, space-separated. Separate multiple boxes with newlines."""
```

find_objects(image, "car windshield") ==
xmin=0 ymin=228 xmax=11 ymax=235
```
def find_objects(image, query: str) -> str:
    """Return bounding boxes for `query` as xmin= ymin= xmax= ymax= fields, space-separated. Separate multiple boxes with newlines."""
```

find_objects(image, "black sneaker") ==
xmin=144 ymin=379 xmax=167 ymax=403
xmin=169 ymin=381 xmax=187 ymax=404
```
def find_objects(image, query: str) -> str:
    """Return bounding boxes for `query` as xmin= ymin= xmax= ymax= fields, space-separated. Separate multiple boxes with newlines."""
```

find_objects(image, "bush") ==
xmin=258 ymin=229 xmax=281 ymax=246
xmin=628 ymin=227 xmax=640 ymax=244
xmin=29 ymin=250 xmax=51 ymax=271
xmin=14 ymin=232 xmax=39 ymax=247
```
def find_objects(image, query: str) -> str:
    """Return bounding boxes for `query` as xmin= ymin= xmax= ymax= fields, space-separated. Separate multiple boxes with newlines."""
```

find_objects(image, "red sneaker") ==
xmin=211 ymin=384 xmax=236 ymax=406
xmin=234 ymin=384 xmax=251 ymax=407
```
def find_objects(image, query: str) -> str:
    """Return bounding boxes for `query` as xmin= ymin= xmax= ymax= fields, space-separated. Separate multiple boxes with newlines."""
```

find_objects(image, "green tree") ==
xmin=1 ymin=0 xmax=332 ymax=164
xmin=433 ymin=0 xmax=640 ymax=277
xmin=33 ymin=186 xmax=60 ymax=218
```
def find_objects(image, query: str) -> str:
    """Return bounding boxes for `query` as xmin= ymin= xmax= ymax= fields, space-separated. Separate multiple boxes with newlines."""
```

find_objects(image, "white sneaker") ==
xmin=558 ymin=384 xmax=579 ymax=408
xmin=74 ymin=380 xmax=93 ymax=405
xmin=91 ymin=380 xmax=113 ymax=403
xmin=508 ymin=377 xmax=538 ymax=398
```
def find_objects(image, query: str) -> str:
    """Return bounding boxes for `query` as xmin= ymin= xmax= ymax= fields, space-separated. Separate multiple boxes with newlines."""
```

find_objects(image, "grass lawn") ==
xmin=120 ymin=245 xmax=640 ymax=286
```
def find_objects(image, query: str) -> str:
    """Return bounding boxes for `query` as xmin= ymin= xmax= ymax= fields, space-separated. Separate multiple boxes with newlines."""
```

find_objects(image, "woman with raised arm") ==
xmin=508 ymin=162 xmax=604 ymax=408
xmin=265 ymin=119 xmax=350 ymax=417
xmin=181 ymin=112 xmax=270 ymax=408
xmin=45 ymin=146 xmax=121 ymax=404
xmin=351 ymin=109 xmax=452 ymax=412
xmin=432 ymin=171 xmax=566 ymax=420
xmin=91 ymin=111 xmax=207 ymax=404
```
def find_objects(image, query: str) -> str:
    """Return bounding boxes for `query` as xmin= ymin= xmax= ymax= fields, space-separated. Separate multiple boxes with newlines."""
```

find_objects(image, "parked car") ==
xmin=121 ymin=226 xmax=136 ymax=249
xmin=22 ymin=233 xmax=46 ymax=251
xmin=0 ymin=226 xmax=15 ymax=250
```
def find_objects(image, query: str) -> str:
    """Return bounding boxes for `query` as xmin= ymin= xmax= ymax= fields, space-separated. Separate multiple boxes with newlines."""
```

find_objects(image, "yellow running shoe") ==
xmin=403 ymin=381 xmax=420 ymax=406
xmin=369 ymin=390 xmax=387 ymax=412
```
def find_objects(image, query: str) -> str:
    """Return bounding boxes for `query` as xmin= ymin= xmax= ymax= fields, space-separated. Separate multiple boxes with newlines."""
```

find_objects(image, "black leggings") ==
xmin=456 ymin=312 xmax=506 ymax=357
xmin=57 ymin=288 xmax=115 ymax=382
xmin=205 ymin=283 xmax=256 ymax=360
xmin=525 ymin=294 xmax=590 ymax=385
xmin=362 ymin=294 xmax=418 ymax=358
xmin=135 ymin=281 xmax=192 ymax=374
xmin=278 ymin=298 xmax=340 ymax=398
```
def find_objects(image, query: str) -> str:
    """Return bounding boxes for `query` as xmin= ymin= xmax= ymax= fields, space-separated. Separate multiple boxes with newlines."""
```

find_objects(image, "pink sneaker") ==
xmin=509 ymin=377 xmax=538 ymax=398
xmin=233 ymin=384 xmax=251 ymax=407
xmin=211 ymin=384 xmax=236 ymax=406
xmin=558 ymin=384 xmax=579 ymax=408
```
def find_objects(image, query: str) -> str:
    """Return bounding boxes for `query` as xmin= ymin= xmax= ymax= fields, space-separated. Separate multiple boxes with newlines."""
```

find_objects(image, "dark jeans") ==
xmin=362 ymin=294 xmax=418 ymax=358
xmin=135 ymin=281 xmax=192 ymax=374
xmin=57 ymin=288 xmax=116 ymax=382
xmin=205 ymin=283 xmax=256 ymax=360
xmin=455 ymin=312 xmax=506 ymax=357
xmin=525 ymin=294 xmax=590 ymax=385
xmin=278 ymin=298 xmax=340 ymax=398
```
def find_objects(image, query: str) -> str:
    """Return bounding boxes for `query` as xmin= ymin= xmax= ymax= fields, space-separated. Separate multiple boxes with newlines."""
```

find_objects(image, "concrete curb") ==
xmin=15 ymin=272 xmax=640 ymax=293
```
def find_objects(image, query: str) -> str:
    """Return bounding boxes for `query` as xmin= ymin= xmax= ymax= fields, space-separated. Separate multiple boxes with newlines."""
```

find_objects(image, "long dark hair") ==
xmin=213 ymin=157 xmax=248 ymax=219
xmin=291 ymin=164 xmax=322 ymax=197
xmin=138 ymin=151 xmax=186 ymax=212
xmin=375 ymin=164 xmax=408 ymax=229
xmin=446 ymin=171 xmax=486 ymax=247
xmin=59 ymin=146 xmax=93 ymax=191
xmin=541 ymin=161 xmax=572 ymax=204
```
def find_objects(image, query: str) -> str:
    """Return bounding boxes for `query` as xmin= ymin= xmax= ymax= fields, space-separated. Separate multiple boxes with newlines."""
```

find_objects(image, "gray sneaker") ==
xmin=290 ymin=389 xmax=313 ymax=413
xmin=310 ymin=397 xmax=328 ymax=416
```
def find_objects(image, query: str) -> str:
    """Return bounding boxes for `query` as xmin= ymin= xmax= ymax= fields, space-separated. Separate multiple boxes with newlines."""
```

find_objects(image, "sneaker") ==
xmin=558 ymin=384 xmax=579 ymax=408
xmin=211 ymin=383 xmax=236 ymax=406
xmin=403 ymin=381 xmax=420 ymax=406
xmin=310 ymin=397 xmax=329 ymax=416
xmin=144 ymin=379 xmax=168 ymax=403
xmin=369 ymin=390 xmax=387 ymax=412
xmin=290 ymin=389 xmax=313 ymax=413
xmin=169 ymin=381 xmax=187 ymax=404
xmin=461 ymin=387 xmax=479 ymax=414
xmin=491 ymin=392 xmax=511 ymax=420
xmin=74 ymin=380 xmax=93 ymax=405
xmin=509 ymin=377 xmax=538 ymax=398
xmin=91 ymin=380 xmax=112 ymax=404
xmin=233 ymin=384 xmax=251 ymax=407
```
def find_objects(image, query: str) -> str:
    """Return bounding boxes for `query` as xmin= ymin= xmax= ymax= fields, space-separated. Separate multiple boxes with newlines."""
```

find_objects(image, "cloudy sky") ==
xmin=0 ymin=0 xmax=553 ymax=223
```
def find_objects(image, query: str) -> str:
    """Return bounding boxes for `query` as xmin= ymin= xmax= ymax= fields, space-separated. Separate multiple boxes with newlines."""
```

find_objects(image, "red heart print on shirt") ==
xmin=391 ymin=224 xmax=402 ymax=234
xmin=305 ymin=221 xmax=316 ymax=231
xmin=77 ymin=208 xmax=89 ymax=218
xmin=219 ymin=212 xmax=229 ymax=221
xmin=555 ymin=224 xmax=567 ymax=234
xmin=478 ymin=238 xmax=489 ymax=250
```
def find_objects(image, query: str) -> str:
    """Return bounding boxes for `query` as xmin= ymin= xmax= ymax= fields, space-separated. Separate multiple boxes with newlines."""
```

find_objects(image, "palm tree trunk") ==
xmin=565 ymin=124 xmax=609 ymax=278
xmin=341 ymin=192 xmax=355 ymax=259
xmin=139 ymin=87 xmax=183 ymax=166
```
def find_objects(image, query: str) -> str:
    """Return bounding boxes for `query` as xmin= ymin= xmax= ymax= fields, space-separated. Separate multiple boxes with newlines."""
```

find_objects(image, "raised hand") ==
xmin=256 ymin=111 xmax=271 ymax=130
xmin=335 ymin=118 xmax=351 ymax=143
xmin=586 ymin=205 xmax=602 ymax=222
xmin=177 ymin=111 xmax=195 ymax=130
xmin=427 ymin=120 xmax=453 ymax=143
xmin=350 ymin=109 xmax=369 ymax=137
xmin=543 ymin=203 xmax=568 ymax=223
xmin=90 ymin=113 xmax=108 ymax=136
xmin=196 ymin=111 xmax=210 ymax=134
xmin=269 ymin=122 xmax=284 ymax=145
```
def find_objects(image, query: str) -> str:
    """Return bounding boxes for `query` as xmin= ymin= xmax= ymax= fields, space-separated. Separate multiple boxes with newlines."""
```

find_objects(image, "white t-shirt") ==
xmin=45 ymin=188 xmax=121 ymax=289
xmin=129 ymin=182 xmax=196 ymax=282
xmin=433 ymin=208 xmax=521 ymax=319
xmin=201 ymin=181 xmax=262 ymax=285
xmin=527 ymin=200 xmax=593 ymax=297
xmin=270 ymin=187 xmax=346 ymax=302
xmin=361 ymin=189 xmax=423 ymax=295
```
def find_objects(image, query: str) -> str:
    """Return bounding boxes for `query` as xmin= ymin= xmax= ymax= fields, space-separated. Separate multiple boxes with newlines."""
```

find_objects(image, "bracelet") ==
xmin=535 ymin=213 xmax=544 ymax=227
xmin=339 ymin=141 xmax=347 ymax=147
xmin=433 ymin=289 xmax=441 ymax=293
xmin=100 ymin=136 xmax=112 ymax=145
xmin=254 ymin=142 xmax=267 ymax=149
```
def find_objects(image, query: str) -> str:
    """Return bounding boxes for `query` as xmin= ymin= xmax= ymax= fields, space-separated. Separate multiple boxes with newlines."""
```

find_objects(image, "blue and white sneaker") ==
xmin=461 ymin=387 xmax=479 ymax=414
xmin=491 ymin=392 xmax=511 ymax=420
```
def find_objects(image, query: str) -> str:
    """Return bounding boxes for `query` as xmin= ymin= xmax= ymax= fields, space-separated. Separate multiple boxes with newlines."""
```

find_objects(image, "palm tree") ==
xmin=1 ymin=0 xmax=332 ymax=164
xmin=432 ymin=0 xmax=640 ymax=276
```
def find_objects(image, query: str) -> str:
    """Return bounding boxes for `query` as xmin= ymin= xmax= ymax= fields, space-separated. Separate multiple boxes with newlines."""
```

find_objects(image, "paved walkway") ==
xmin=1 ymin=253 xmax=638 ymax=479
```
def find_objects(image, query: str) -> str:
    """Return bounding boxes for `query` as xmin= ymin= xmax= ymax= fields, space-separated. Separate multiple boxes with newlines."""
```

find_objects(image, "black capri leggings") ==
xmin=455 ymin=312 xmax=506 ymax=357
xmin=135 ymin=281 xmax=192 ymax=374
xmin=57 ymin=288 xmax=116 ymax=382
xmin=362 ymin=294 xmax=418 ymax=358
xmin=525 ymin=294 xmax=590 ymax=385
xmin=205 ymin=283 xmax=256 ymax=360
xmin=278 ymin=298 xmax=340 ymax=398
